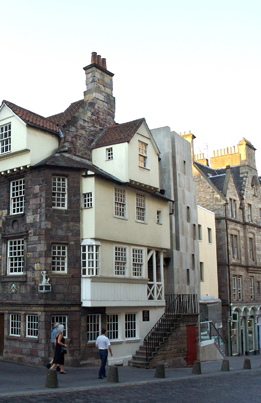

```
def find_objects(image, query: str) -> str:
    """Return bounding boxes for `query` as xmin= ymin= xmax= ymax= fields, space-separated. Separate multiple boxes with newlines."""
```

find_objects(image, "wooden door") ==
xmin=187 ymin=325 xmax=197 ymax=364
xmin=0 ymin=314 xmax=4 ymax=354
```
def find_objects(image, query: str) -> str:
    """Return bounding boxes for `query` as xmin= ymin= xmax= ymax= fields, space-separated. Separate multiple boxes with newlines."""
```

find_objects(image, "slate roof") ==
xmin=92 ymin=118 xmax=145 ymax=149
xmin=2 ymin=100 xmax=59 ymax=136
xmin=48 ymin=100 xmax=84 ymax=126
xmin=194 ymin=161 xmax=245 ymax=197
xmin=33 ymin=152 xmax=125 ymax=183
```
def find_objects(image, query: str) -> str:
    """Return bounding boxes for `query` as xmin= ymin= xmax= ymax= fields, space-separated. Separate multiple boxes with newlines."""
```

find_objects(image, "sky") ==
xmin=1 ymin=0 xmax=261 ymax=170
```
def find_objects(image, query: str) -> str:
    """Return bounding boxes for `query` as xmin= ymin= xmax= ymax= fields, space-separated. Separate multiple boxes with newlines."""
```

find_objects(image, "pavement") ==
xmin=0 ymin=355 xmax=261 ymax=398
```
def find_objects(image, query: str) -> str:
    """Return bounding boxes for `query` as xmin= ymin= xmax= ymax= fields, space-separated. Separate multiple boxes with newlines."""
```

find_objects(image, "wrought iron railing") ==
xmin=144 ymin=294 xmax=198 ymax=361
xmin=200 ymin=321 xmax=227 ymax=356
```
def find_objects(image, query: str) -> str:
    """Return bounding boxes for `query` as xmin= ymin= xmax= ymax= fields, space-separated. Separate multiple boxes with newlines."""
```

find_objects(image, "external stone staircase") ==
xmin=129 ymin=314 xmax=182 ymax=368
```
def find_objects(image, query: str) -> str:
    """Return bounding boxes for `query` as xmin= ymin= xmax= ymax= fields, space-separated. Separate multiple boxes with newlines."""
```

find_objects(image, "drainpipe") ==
xmin=224 ymin=202 xmax=232 ymax=355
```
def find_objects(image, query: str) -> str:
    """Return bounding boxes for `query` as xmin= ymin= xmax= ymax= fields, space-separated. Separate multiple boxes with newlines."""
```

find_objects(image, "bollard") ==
xmin=107 ymin=366 xmax=119 ymax=383
xmin=155 ymin=364 xmax=165 ymax=378
xmin=192 ymin=360 xmax=201 ymax=374
xmin=45 ymin=369 xmax=58 ymax=388
xmin=243 ymin=358 xmax=251 ymax=369
xmin=221 ymin=359 xmax=230 ymax=371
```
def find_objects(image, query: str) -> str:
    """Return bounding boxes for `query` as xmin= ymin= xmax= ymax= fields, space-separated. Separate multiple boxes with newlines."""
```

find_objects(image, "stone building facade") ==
xmin=0 ymin=53 xmax=171 ymax=366
xmin=192 ymin=137 xmax=261 ymax=355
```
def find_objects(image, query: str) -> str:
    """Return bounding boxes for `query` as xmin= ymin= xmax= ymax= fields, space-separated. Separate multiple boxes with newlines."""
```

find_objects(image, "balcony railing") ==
xmin=200 ymin=321 xmax=227 ymax=356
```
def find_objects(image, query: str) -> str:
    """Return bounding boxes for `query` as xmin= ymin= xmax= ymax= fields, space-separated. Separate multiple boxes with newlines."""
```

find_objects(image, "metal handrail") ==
xmin=200 ymin=321 xmax=227 ymax=356
xmin=144 ymin=294 xmax=198 ymax=361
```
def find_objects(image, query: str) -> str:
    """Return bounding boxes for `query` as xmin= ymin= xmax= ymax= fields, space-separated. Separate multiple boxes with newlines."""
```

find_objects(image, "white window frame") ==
xmin=52 ymin=176 xmax=67 ymax=209
xmin=114 ymin=246 xmax=127 ymax=276
xmin=0 ymin=122 xmax=11 ymax=154
xmin=83 ymin=192 xmax=93 ymax=208
xmin=106 ymin=147 xmax=113 ymax=160
xmin=107 ymin=314 xmax=119 ymax=340
xmin=26 ymin=315 xmax=38 ymax=338
xmin=51 ymin=244 xmax=67 ymax=273
xmin=249 ymin=236 xmax=255 ymax=261
xmin=125 ymin=313 xmax=136 ymax=338
xmin=81 ymin=240 xmax=100 ymax=276
xmin=114 ymin=187 xmax=126 ymax=218
xmin=233 ymin=276 xmax=242 ymax=301
xmin=229 ymin=198 xmax=237 ymax=219
xmin=138 ymin=140 xmax=148 ymax=168
xmin=156 ymin=210 xmax=162 ymax=224
xmin=10 ymin=178 xmax=25 ymax=215
xmin=87 ymin=314 xmax=100 ymax=342
xmin=10 ymin=314 xmax=21 ymax=336
xmin=8 ymin=239 xmax=24 ymax=275
xmin=132 ymin=248 xmax=144 ymax=277
xmin=230 ymin=234 xmax=239 ymax=260
xmin=136 ymin=193 xmax=146 ymax=222
xmin=51 ymin=315 xmax=68 ymax=338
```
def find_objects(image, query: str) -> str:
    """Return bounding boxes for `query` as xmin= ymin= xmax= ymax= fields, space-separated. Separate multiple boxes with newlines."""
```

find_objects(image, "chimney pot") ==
xmin=101 ymin=58 xmax=107 ymax=69
xmin=97 ymin=55 xmax=101 ymax=66
xmin=91 ymin=52 xmax=97 ymax=64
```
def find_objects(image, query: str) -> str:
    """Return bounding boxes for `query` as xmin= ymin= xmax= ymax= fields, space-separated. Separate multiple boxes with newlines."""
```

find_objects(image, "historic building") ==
xmin=192 ymin=137 xmax=261 ymax=355
xmin=0 ymin=53 xmax=171 ymax=366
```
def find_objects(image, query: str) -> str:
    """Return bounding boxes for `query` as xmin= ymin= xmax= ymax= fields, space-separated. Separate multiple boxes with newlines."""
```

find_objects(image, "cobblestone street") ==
xmin=1 ymin=370 xmax=261 ymax=403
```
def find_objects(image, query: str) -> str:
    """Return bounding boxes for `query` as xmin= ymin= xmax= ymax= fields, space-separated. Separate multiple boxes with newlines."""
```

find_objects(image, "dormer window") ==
xmin=106 ymin=147 xmax=113 ymax=160
xmin=0 ymin=122 xmax=11 ymax=154
xmin=138 ymin=141 xmax=148 ymax=168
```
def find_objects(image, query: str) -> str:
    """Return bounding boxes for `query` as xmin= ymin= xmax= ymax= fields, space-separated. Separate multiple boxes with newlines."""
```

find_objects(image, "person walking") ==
xmin=50 ymin=324 xmax=67 ymax=374
xmin=96 ymin=328 xmax=113 ymax=379
xmin=46 ymin=322 xmax=59 ymax=368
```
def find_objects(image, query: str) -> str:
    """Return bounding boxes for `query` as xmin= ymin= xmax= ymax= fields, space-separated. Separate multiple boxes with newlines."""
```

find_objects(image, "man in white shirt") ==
xmin=96 ymin=328 xmax=113 ymax=379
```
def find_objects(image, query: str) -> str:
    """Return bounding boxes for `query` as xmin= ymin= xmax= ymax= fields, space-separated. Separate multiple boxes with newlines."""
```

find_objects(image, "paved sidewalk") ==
xmin=0 ymin=355 xmax=261 ymax=397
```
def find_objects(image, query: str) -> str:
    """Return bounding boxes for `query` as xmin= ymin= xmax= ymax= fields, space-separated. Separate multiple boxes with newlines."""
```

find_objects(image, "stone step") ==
xmin=129 ymin=359 xmax=149 ymax=369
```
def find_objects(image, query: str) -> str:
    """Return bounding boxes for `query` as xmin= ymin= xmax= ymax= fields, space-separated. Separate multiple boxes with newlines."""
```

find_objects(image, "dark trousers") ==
xmin=99 ymin=349 xmax=108 ymax=377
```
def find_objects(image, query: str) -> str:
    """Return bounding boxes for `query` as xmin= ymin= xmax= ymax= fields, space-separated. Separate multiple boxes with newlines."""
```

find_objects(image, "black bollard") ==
xmin=45 ymin=369 xmax=58 ymax=388
xmin=192 ymin=360 xmax=201 ymax=374
xmin=243 ymin=358 xmax=251 ymax=369
xmin=221 ymin=359 xmax=230 ymax=371
xmin=155 ymin=364 xmax=165 ymax=378
xmin=107 ymin=366 xmax=119 ymax=383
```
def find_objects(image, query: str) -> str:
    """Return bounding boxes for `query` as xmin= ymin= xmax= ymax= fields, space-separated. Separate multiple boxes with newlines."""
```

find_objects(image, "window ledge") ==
xmin=1 ymin=276 xmax=27 ymax=283
xmin=110 ymin=340 xmax=123 ymax=345
xmin=6 ymin=336 xmax=39 ymax=342
xmin=126 ymin=338 xmax=141 ymax=343
xmin=49 ymin=274 xmax=72 ymax=278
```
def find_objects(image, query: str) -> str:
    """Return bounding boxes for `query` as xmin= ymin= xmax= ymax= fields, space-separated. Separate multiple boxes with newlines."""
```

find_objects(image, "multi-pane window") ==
xmin=8 ymin=239 xmax=24 ymax=274
xmin=200 ymin=262 xmax=204 ymax=282
xmin=250 ymin=277 xmax=254 ymax=300
xmin=157 ymin=210 xmax=162 ymax=224
xmin=10 ymin=314 xmax=21 ymax=336
xmin=132 ymin=248 xmax=143 ymax=277
xmin=26 ymin=315 xmax=38 ymax=338
xmin=51 ymin=316 xmax=68 ymax=338
xmin=233 ymin=276 xmax=242 ymax=301
xmin=81 ymin=244 xmax=100 ymax=276
xmin=136 ymin=194 xmax=146 ymax=222
xmin=52 ymin=176 xmax=67 ymax=209
xmin=0 ymin=123 xmax=11 ymax=154
xmin=87 ymin=314 xmax=100 ymax=342
xmin=115 ymin=246 xmax=127 ymax=276
xmin=230 ymin=234 xmax=239 ymax=259
xmin=229 ymin=198 xmax=237 ymax=219
xmin=138 ymin=141 xmax=148 ymax=168
xmin=198 ymin=224 xmax=202 ymax=241
xmin=114 ymin=188 xmax=126 ymax=218
xmin=107 ymin=314 xmax=119 ymax=340
xmin=249 ymin=237 xmax=255 ymax=261
xmin=51 ymin=245 xmax=67 ymax=272
xmin=248 ymin=204 xmax=252 ymax=222
xmin=106 ymin=147 xmax=113 ymax=160
xmin=208 ymin=228 xmax=212 ymax=244
xmin=10 ymin=179 xmax=25 ymax=215
xmin=125 ymin=313 xmax=136 ymax=338
xmin=83 ymin=192 xmax=93 ymax=208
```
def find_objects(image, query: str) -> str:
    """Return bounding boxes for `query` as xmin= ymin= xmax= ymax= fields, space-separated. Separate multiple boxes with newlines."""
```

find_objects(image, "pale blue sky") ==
xmin=1 ymin=0 xmax=261 ymax=170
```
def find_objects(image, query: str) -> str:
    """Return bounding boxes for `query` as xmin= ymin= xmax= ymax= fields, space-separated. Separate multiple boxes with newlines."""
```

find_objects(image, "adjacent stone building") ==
xmin=193 ymin=137 xmax=261 ymax=355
